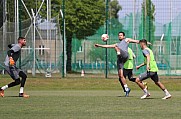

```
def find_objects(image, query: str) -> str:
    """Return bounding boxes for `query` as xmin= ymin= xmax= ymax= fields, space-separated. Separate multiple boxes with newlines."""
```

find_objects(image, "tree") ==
xmin=64 ymin=0 xmax=105 ymax=72
xmin=30 ymin=0 xmax=105 ymax=72
xmin=3 ymin=0 xmax=107 ymax=72
xmin=141 ymin=0 xmax=155 ymax=46
xmin=109 ymin=0 xmax=122 ymax=19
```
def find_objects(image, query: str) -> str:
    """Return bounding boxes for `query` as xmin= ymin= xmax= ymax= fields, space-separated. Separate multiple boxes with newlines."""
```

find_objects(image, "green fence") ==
xmin=0 ymin=0 xmax=181 ymax=76
xmin=71 ymin=0 xmax=181 ymax=76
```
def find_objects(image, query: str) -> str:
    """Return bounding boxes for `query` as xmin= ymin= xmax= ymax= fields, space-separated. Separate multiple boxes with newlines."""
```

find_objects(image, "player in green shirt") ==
xmin=135 ymin=39 xmax=171 ymax=99
xmin=115 ymin=47 xmax=148 ymax=93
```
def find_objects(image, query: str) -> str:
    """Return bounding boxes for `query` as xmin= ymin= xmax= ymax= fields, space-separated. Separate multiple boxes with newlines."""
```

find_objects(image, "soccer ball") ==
xmin=101 ymin=34 xmax=109 ymax=42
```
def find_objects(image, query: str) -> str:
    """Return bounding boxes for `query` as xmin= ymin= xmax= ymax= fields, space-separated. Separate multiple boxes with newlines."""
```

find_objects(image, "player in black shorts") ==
xmin=0 ymin=37 xmax=29 ymax=98
xmin=115 ymin=46 xmax=148 ymax=93
xmin=135 ymin=39 xmax=171 ymax=99
xmin=95 ymin=32 xmax=143 ymax=96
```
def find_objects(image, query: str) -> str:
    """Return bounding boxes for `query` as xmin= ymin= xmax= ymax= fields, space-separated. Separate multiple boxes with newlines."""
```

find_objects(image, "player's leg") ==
xmin=115 ymin=47 xmax=126 ymax=92
xmin=118 ymin=68 xmax=131 ymax=96
xmin=117 ymin=49 xmax=130 ymax=96
xmin=115 ymin=46 xmax=121 ymax=55
xmin=151 ymin=72 xmax=171 ymax=99
xmin=117 ymin=58 xmax=127 ymax=93
xmin=135 ymin=72 xmax=150 ymax=99
xmin=2 ymin=79 xmax=21 ymax=97
xmin=19 ymin=71 xmax=29 ymax=98
xmin=119 ymin=69 xmax=128 ymax=92
xmin=127 ymin=69 xmax=136 ymax=82
xmin=0 ymin=66 xmax=20 ymax=97
xmin=119 ymin=77 xmax=126 ymax=92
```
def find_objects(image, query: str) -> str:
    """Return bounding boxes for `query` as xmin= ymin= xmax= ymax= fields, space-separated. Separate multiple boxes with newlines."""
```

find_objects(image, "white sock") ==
xmin=143 ymin=88 xmax=148 ymax=94
xmin=19 ymin=87 xmax=24 ymax=94
xmin=124 ymin=84 xmax=129 ymax=91
xmin=164 ymin=89 xmax=170 ymax=95
xmin=1 ymin=85 xmax=8 ymax=90
xmin=117 ymin=52 xmax=121 ymax=55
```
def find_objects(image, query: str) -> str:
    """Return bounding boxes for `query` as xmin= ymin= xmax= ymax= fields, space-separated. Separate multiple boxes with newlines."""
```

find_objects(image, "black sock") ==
xmin=119 ymin=78 xmax=126 ymax=92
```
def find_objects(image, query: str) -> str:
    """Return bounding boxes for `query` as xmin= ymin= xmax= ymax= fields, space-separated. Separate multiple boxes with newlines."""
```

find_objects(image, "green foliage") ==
xmin=34 ymin=0 xmax=106 ymax=71
xmin=63 ymin=0 xmax=106 ymax=71
xmin=64 ymin=0 xmax=105 ymax=39
xmin=109 ymin=0 xmax=122 ymax=19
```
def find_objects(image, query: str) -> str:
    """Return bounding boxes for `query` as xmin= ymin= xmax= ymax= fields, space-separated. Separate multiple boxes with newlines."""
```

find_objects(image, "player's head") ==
xmin=18 ymin=37 xmax=26 ymax=46
xmin=139 ymin=39 xmax=147 ymax=49
xmin=118 ymin=32 xmax=125 ymax=40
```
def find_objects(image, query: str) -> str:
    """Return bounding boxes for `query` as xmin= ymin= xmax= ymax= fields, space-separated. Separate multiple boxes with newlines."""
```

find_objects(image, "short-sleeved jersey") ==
xmin=4 ymin=44 xmax=21 ymax=66
xmin=117 ymin=38 xmax=128 ymax=52
xmin=142 ymin=48 xmax=158 ymax=72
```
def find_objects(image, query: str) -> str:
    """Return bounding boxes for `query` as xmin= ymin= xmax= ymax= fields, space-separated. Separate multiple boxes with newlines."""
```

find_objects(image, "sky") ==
xmin=118 ymin=0 xmax=181 ymax=24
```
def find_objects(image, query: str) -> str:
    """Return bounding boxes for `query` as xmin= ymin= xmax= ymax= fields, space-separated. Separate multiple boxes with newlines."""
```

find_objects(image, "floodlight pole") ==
xmin=18 ymin=0 xmax=22 ymax=68
xmin=31 ymin=0 xmax=44 ymax=76
xmin=61 ymin=0 xmax=66 ymax=78
xmin=31 ymin=9 xmax=36 ymax=76
xmin=148 ymin=0 xmax=151 ymax=47
xmin=105 ymin=0 xmax=109 ymax=78
xmin=2 ymin=0 xmax=7 ymax=51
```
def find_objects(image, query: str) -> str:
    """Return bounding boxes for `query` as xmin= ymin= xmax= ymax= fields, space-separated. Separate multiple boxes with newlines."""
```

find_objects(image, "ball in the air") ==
xmin=101 ymin=34 xmax=109 ymax=42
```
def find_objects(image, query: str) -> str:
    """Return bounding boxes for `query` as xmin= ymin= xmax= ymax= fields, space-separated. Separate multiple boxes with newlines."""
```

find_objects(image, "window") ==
xmin=78 ymin=46 xmax=83 ymax=52
xmin=39 ymin=45 xmax=45 ymax=55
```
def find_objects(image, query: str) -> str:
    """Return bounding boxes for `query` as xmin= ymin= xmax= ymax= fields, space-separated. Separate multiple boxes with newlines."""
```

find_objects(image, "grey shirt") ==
xmin=142 ymin=49 xmax=150 ymax=57
xmin=4 ymin=44 xmax=21 ymax=66
xmin=117 ymin=38 xmax=128 ymax=52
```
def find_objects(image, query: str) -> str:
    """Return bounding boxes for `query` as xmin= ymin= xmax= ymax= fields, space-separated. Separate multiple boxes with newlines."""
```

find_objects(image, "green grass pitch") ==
xmin=0 ymin=74 xmax=181 ymax=119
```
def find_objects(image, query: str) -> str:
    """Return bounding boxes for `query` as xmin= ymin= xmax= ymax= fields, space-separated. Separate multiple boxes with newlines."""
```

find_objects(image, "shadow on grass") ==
xmin=6 ymin=96 xmax=20 ymax=98
xmin=117 ymin=95 xmax=134 ymax=97
xmin=141 ymin=98 xmax=156 ymax=100
xmin=117 ymin=95 xmax=158 ymax=100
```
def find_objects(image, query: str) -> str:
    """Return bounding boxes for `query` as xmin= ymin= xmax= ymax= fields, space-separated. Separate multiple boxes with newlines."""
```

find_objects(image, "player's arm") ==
xmin=8 ymin=44 xmax=15 ymax=49
xmin=145 ymin=54 xmax=150 ymax=71
xmin=7 ymin=50 xmax=15 ymax=66
xmin=7 ymin=50 xmax=14 ymax=57
xmin=126 ymin=38 xmax=152 ymax=45
xmin=94 ymin=44 xmax=116 ymax=48
xmin=136 ymin=63 xmax=145 ymax=70
xmin=126 ymin=38 xmax=139 ymax=44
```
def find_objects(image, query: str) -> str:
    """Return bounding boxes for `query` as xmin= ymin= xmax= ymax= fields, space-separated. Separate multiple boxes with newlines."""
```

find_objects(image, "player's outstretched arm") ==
xmin=126 ymin=38 xmax=139 ymax=44
xmin=126 ymin=38 xmax=152 ymax=45
xmin=94 ymin=44 xmax=116 ymax=48
xmin=136 ymin=63 xmax=145 ymax=70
